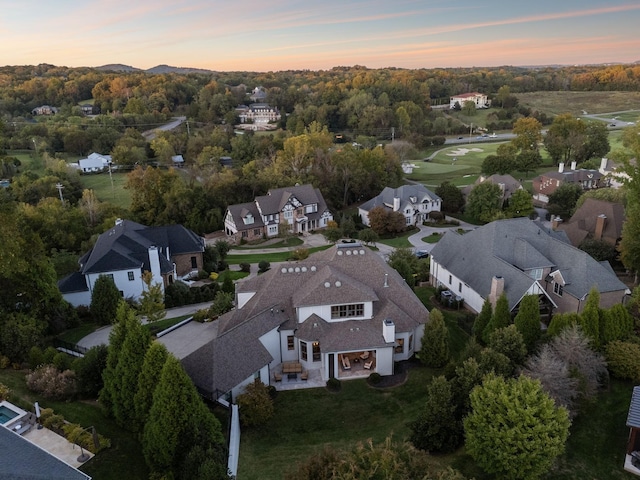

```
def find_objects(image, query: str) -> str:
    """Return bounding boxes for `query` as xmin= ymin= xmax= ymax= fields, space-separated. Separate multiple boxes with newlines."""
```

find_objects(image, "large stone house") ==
xmin=358 ymin=184 xmax=442 ymax=227
xmin=224 ymin=184 xmax=333 ymax=243
xmin=532 ymin=162 xmax=606 ymax=205
xmin=429 ymin=217 xmax=629 ymax=316
xmin=449 ymin=92 xmax=488 ymax=109
xmin=159 ymin=242 xmax=429 ymax=403
xmin=58 ymin=219 xmax=204 ymax=306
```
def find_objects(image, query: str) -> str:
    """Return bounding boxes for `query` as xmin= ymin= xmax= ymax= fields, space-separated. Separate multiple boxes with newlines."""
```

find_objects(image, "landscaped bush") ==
xmin=192 ymin=309 xmax=210 ymax=323
xmin=258 ymin=260 xmax=271 ymax=273
xmin=326 ymin=377 xmax=341 ymax=391
xmin=28 ymin=346 xmax=45 ymax=370
xmin=53 ymin=352 xmax=73 ymax=371
xmin=62 ymin=423 xmax=111 ymax=453
xmin=0 ymin=382 xmax=10 ymax=401
xmin=26 ymin=364 xmax=77 ymax=400
xmin=43 ymin=413 xmax=65 ymax=430
xmin=0 ymin=355 xmax=9 ymax=369
xmin=239 ymin=262 xmax=251 ymax=273
xmin=368 ymin=372 xmax=382 ymax=385
xmin=291 ymin=248 xmax=309 ymax=261
xmin=605 ymin=341 xmax=640 ymax=382
xmin=236 ymin=380 xmax=274 ymax=427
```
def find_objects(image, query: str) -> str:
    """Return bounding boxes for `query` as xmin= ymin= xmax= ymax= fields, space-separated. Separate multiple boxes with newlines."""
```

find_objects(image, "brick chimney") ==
xmin=551 ymin=216 xmax=563 ymax=229
xmin=488 ymin=276 xmax=504 ymax=308
xmin=595 ymin=214 xmax=607 ymax=240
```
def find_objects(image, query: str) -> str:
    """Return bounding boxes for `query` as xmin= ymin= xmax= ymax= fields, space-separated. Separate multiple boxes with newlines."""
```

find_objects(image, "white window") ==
xmin=284 ymin=210 xmax=293 ymax=219
xmin=554 ymin=283 xmax=563 ymax=296
xmin=529 ymin=268 xmax=543 ymax=280
xmin=406 ymin=216 xmax=412 ymax=225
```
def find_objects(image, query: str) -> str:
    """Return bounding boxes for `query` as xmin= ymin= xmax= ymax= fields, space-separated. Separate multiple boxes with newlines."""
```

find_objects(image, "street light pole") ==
xmin=469 ymin=123 xmax=473 ymax=144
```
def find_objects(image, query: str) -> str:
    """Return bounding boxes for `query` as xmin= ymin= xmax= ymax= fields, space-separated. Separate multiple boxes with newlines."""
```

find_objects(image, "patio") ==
xmin=274 ymin=367 xmax=324 ymax=391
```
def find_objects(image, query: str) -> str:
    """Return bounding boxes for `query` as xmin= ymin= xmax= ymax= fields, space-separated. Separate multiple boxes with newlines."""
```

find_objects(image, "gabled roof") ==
xmin=174 ymin=243 xmax=428 ymax=395
xmin=80 ymin=220 xmax=203 ymax=275
xmin=359 ymin=184 xmax=441 ymax=213
xmin=255 ymin=184 xmax=327 ymax=215
xmin=226 ymin=202 xmax=265 ymax=231
xmin=430 ymin=217 xmax=627 ymax=309
xmin=0 ymin=426 xmax=91 ymax=480
xmin=462 ymin=174 xmax=522 ymax=199
xmin=557 ymin=198 xmax=625 ymax=247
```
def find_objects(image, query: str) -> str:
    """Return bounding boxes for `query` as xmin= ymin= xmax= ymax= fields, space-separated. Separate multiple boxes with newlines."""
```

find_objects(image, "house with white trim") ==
xmin=224 ymin=184 xmax=333 ymax=243
xmin=160 ymin=242 xmax=429 ymax=403
xmin=449 ymin=92 xmax=488 ymax=109
xmin=429 ymin=217 xmax=629 ymax=316
xmin=358 ymin=184 xmax=441 ymax=227
xmin=58 ymin=219 xmax=204 ymax=306
xmin=78 ymin=152 xmax=112 ymax=173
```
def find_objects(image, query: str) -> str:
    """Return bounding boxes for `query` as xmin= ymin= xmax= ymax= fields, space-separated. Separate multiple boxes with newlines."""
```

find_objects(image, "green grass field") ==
xmin=79 ymin=171 xmax=131 ymax=209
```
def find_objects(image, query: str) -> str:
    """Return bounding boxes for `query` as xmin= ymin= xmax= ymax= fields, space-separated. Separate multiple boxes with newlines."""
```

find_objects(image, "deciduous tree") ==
xmin=465 ymin=182 xmax=502 ymax=223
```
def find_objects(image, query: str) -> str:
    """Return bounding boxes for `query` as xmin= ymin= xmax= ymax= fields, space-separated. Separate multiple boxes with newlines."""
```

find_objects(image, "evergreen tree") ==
xmin=483 ymin=293 xmax=511 ymax=342
xmin=419 ymin=309 xmax=450 ymax=368
xmin=488 ymin=324 xmax=527 ymax=367
xmin=138 ymin=270 xmax=166 ymax=323
xmin=410 ymin=375 xmax=462 ymax=453
xmin=221 ymin=274 xmax=234 ymax=294
xmin=143 ymin=355 xmax=225 ymax=476
xmin=134 ymin=342 xmax=169 ymax=431
xmin=473 ymin=298 xmax=492 ymax=343
xmin=547 ymin=312 xmax=580 ymax=337
xmin=99 ymin=302 xmax=132 ymax=416
xmin=90 ymin=274 xmax=121 ymax=325
xmin=513 ymin=294 xmax=541 ymax=349
xmin=601 ymin=304 xmax=634 ymax=345
xmin=579 ymin=287 xmax=601 ymax=348
xmin=464 ymin=375 xmax=570 ymax=480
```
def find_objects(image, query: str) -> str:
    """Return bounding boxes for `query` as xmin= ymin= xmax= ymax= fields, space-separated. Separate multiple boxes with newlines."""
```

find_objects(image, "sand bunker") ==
xmin=446 ymin=148 xmax=483 ymax=156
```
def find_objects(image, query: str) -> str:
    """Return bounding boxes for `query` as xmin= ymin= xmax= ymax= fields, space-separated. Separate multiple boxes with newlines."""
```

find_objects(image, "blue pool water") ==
xmin=0 ymin=405 xmax=19 ymax=424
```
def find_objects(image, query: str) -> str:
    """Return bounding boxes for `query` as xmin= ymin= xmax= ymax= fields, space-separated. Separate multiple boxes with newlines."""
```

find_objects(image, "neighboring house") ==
xmin=235 ymin=103 xmax=281 ymax=124
xmin=78 ymin=152 xmax=112 ymax=173
xmin=599 ymin=157 xmax=632 ymax=189
xmin=429 ymin=217 xmax=629 ymax=316
xmin=449 ymin=92 xmax=488 ymax=109
xmin=31 ymin=105 xmax=58 ymax=115
xmin=58 ymin=219 xmax=204 ymax=307
xmin=624 ymin=386 xmax=640 ymax=476
xmin=80 ymin=103 xmax=94 ymax=115
xmin=554 ymin=198 xmax=625 ymax=248
xmin=224 ymin=184 xmax=333 ymax=243
xmin=161 ymin=242 xmax=428 ymax=404
xmin=171 ymin=154 xmax=184 ymax=167
xmin=462 ymin=174 xmax=523 ymax=202
xmin=249 ymin=86 xmax=268 ymax=102
xmin=359 ymin=184 xmax=442 ymax=227
xmin=532 ymin=161 xmax=606 ymax=205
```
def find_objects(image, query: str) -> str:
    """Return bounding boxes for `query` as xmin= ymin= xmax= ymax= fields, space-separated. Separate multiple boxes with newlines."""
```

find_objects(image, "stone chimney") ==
xmin=551 ymin=216 xmax=563 ymax=230
xmin=558 ymin=162 xmax=565 ymax=173
xmin=383 ymin=319 xmax=395 ymax=343
xmin=570 ymin=161 xmax=577 ymax=171
xmin=488 ymin=276 xmax=504 ymax=308
xmin=595 ymin=214 xmax=607 ymax=240
xmin=393 ymin=196 xmax=400 ymax=212
xmin=600 ymin=157 xmax=608 ymax=171
xmin=115 ymin=218 xmax=123 ymax=226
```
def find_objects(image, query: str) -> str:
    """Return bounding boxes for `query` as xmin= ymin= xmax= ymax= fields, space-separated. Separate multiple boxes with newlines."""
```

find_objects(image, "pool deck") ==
xmin=22 ymin=426 xmax=94 ymax=468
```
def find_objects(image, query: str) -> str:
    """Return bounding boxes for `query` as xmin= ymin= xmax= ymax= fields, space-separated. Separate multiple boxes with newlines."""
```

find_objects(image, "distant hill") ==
xmin=95 ymin=64 xmax=214 ymax=74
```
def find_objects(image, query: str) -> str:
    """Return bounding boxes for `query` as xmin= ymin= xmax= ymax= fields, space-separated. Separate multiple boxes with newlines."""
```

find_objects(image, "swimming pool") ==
xmin=0 ymin=405 xmax=20 ymax=424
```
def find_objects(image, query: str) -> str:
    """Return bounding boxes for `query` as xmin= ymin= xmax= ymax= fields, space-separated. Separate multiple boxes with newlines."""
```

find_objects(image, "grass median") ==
xmin=225 ymin=245 xmax=331 ymax=264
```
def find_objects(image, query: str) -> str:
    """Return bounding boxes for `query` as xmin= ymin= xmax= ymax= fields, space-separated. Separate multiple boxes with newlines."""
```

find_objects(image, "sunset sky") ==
xmin=2 ymin=0 xmax=639 ymax=71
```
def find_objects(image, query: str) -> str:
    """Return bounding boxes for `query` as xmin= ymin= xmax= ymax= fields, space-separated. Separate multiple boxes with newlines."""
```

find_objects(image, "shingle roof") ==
xmin=174 ymin=243 xmax=428 ymax=396
xmin=57 ymin=272 xmax=88 ymax=294
xmin=255 ymin=184 xmax=330 ymax=218
xmin=359 ymin=184 xmax=441 ymax=213
xmin=80 ymin=220 xmax=203 ymax=275
xmin=0 ymin=426 xmax=92 ymax=480
xmin=628 ymin=386 xmax=640 ymax=428
xmin=430 ymin=217 xmax=627 ymax=309
xmin=557 ymin=198 xmax=625 ymax=247
xmin=225 ymin=202 xmax=264 ymax=232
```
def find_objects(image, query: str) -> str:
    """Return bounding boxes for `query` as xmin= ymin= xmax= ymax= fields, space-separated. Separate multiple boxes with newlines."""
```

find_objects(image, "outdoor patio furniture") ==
xmin=301 ymin=371 xmax=308 ymax=381
xmin=360 ymin=351 xmax=370 ymax=361
xmin=288 ymin=373 xmax=297 ymax=380
xmin=341 ymin=355 xmax=351 ymax=370
xmin=282 ymin=362 xmax=302 ymax=374
xmin=274 ymin=372 xmax=282 ymax=382
xmin=364 ymin=360 xmax=373 ymax=370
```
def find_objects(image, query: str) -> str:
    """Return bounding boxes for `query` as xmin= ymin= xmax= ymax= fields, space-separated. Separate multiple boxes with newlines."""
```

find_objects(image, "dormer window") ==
xmin=243 ymin=214 xmax=254 ymax=225
xmin=331 ymin=304 xmax=364 ymax=319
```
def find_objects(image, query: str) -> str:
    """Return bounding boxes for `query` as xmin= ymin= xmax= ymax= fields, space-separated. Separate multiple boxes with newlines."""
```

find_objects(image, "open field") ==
xmin=517 ymin=91 xmax=640 ymax=117
xmin=79 ymin=172 xmax=131 ymax=209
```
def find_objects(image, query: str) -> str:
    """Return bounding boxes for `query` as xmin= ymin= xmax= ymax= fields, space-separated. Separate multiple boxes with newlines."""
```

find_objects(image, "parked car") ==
xmin=415 ymin=249 xmax=429 ymax=259
xmin=489 ymin=132 xmax=497 ymax=138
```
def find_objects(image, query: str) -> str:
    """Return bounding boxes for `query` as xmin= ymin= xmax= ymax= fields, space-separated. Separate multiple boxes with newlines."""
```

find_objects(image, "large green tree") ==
xmin=483 ymin=293 xmax=511 ymax=341
xmin=419 ymin=309 xmax=450 ymax=368
xmin=464 ymin=374 xmax=571 ymax=480
xmin=99 ymin=301 xmax=131 ymax=415
xmin=513 ymin=294 xmax=541 ymax=349
xmin=90 ymin=275 xmax=121 ymax=325
xmin=134 ymin=342 xmax=169 ymax=433
xmin=435 ymin=181 xmax=465 ymax=214
xmin=465 ymin=182 xmax=502 ymax=223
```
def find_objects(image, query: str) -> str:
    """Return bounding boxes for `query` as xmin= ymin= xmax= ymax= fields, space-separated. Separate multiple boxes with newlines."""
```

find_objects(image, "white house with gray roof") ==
xmin=429 ymin=217 xmax=629 ymax=316
xmin=224 ymin=184 xmax=333 ymax=243
xmin=161 ymin=243 xmax=428 ymax=403
xmin=359 ymin=184 xmax=441 ymax=227
xmin=58 ymin=219 xmax=204 ymax=306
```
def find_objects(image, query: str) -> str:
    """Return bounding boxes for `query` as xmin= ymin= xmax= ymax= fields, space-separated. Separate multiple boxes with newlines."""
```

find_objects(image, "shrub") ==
xmin=368 ymin=373 xmax=382 ymax=385
xmin=239 ymin=262 xmax=251 ymax=273
xmin=28 ymin=346 xmax=45 ymax=370
xmin=43 ymin=346 xmax=58 ymax=364
xmin=0 ymin=355 xmax=9 ymax=369
xmin=326 ymin=377 xmax=342 ymax=391
xmin=0 ymin=382 xmax=10 ymax=401
xmin=605 ymin=341 xmax=640 ymax=381
xmin=291 ymin=248 xmax=309 ymax=261
xmin=258 ymin=260 xmax=271 ymax=273
xmin=43 ymin=414 xmax=65 ymax=431
xmin=62 ymin=423 xmax=111 ymax=453
xmin=53 ymin=352 xmax=73 ymax=371
xmin=26 ymin=365 xmax=77 ymax=400
xmin=236 ymin=380 xmax=274 ymax=427
xmin=192 ymin=309 xmax=210 ymax=323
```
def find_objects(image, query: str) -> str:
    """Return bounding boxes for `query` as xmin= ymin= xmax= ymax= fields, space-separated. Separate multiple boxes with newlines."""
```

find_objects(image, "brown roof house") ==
xmin=429 ymin=217 xmax=629 ymax=317
xmin=159 ymin=243 xmax=429 ymax=404
xmin=532 ymin=161 xmax=606 ymax=205
xmin=223 ymin=184 xmax=333 ymax=244
xmin=554 ymin=198 xmax=625 ymax=248
xmin=462 ymin=174 xmax=523 ymax=203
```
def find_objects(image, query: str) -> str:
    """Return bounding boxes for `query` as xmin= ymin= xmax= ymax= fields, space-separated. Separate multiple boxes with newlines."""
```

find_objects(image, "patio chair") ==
xmin=364 ymin=360 xmax=373 ymax=370
xmin=359 ymin=351 xmax=370 ymax=361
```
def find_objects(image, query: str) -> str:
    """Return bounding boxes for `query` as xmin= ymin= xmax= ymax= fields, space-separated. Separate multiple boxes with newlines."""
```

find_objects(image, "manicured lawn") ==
xmin=377 ymin=229 xmax=417 ymax=248
xmin=422 ymin=232 xmax=442 ymax=243
xmin=234 ymin=237 xmax=304 ymax=249
xmin=144 ymin=315 xmax=191 ymax=336
xmin=216 ymin=270 xmax=250 ymax=282
xmin=226 ymin=245 xmax=331 ymax=264
xmin=56 ymin=323 xmax=98 ymax=344
xmin=80 ymin=171 xmax=131 ymax=209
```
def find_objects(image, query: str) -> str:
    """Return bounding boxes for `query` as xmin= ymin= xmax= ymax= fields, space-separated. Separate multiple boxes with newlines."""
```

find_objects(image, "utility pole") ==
xmin=55 ymin=183 xmax=64 ymax=205
xmin=108 ymin=164 xmax=115 ymax=199
xmin=391 ymin=127 xmax=395 ymax=142
xmin=186 ymin=120 xmax=190 ymax=137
